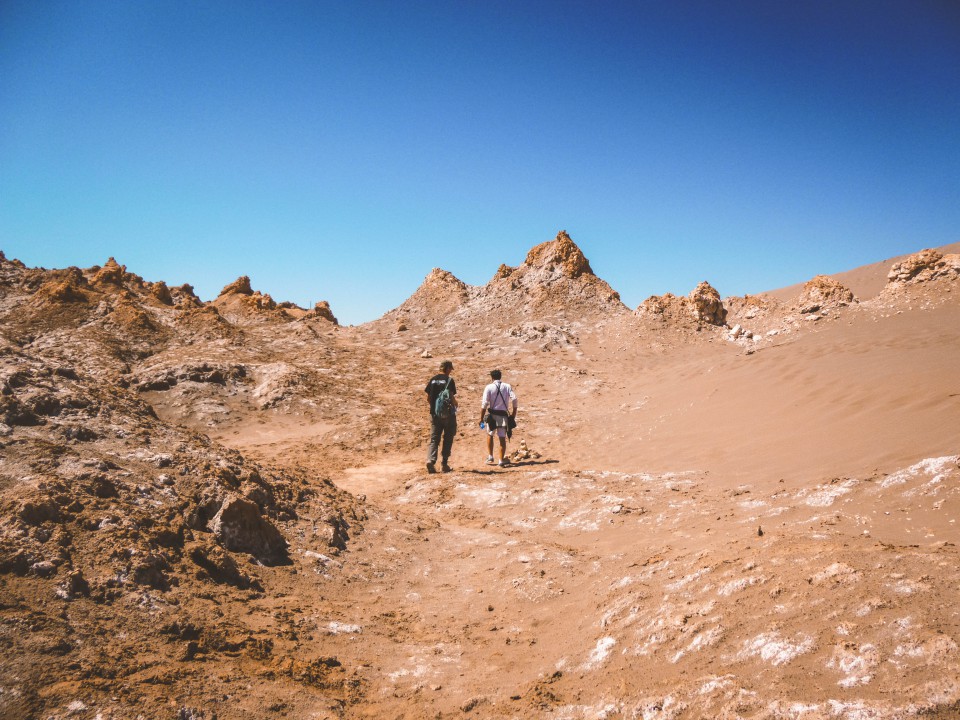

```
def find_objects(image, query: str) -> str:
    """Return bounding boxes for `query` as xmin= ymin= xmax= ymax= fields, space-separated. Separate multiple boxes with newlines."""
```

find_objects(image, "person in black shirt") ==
xmin=425 ymin=360 xmax=458 ymax=473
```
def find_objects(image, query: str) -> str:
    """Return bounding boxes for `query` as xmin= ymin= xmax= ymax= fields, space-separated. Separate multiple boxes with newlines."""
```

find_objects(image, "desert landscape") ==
xmin=0 ymin=231 xmax=958 ymax=720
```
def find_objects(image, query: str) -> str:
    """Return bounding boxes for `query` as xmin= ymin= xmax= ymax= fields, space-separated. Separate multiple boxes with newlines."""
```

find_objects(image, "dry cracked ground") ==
xmin=0 ymin=233 xmax=959 ymax=720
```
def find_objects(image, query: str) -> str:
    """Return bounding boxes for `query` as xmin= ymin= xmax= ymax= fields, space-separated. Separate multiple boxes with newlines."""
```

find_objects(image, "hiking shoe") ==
xmin=499 ymin=458 xmax=510 ymax=467
xmin=485 ymin=456 xmax=495 ymax=465
xmin=426 ymin=462 xmax=437 ymax=474
xmin=441 ymin=463 xmax=452 ymax=473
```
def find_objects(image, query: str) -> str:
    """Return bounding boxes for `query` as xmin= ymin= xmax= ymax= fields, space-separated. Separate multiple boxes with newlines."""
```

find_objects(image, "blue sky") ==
xmin=2 ymin=1 xmax=958 ymax=324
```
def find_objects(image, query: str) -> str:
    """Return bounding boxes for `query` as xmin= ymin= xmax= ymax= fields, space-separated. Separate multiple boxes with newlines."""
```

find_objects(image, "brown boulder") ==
xmin=209 ymin=495 xmax=288 ymax=563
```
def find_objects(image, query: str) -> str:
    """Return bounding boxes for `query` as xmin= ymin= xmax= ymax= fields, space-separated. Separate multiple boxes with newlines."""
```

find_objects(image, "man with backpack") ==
xmin=480 ymin=369 xmax=518 ymax=467
xmin=425 ymin=360 xmax=458 ymax=473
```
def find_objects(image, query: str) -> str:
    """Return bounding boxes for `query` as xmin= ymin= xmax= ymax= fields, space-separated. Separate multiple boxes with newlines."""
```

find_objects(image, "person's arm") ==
xmin=510 ymin=388 xmax=518 ymax=418
xmin=479 ymin=387 xmax=488 ymax=423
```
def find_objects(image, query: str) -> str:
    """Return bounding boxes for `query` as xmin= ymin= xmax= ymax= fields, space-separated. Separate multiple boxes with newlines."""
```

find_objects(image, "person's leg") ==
xmin=427 ymin=416 xmax=442 ymax=470
xmin=441 ymin=415 xmax=457 ymax=468
xmin=486 ymin=431 xmax=494 ymax=460
xmin=498 ymin=434 xmax=507 ymax=461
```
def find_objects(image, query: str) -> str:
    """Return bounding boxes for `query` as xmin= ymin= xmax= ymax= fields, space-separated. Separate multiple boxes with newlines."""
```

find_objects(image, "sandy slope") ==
xmin=575 ymin=299 xmax=960 ymax=485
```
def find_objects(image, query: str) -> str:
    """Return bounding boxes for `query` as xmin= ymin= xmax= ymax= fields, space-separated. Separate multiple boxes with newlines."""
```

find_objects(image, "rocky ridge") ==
xmin=384 ymin=231 xmax=627 ymax=336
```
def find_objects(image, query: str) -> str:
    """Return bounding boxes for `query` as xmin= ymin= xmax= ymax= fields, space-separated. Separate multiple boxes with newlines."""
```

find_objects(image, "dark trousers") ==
xmin=427 ymin=413 xmax=457 ymax=465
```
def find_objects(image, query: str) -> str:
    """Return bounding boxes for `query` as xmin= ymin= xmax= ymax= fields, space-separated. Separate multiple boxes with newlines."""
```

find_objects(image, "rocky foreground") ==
xmin=0 ymin=235 xmax=958 ymax=719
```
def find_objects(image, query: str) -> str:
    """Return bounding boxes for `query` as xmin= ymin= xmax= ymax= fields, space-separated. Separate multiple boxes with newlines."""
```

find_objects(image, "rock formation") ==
xmin=688 ymin=280 xmax=726 ymax=325
xmin=520 ymin=229 xmax=594 ymax=280
xmin=796 ymin=275 xmax=855 ymax=314
xmin=381 ymin=231 xmax=626 ymax=331
xmin=310 ymin=300 xmax=339 ymax=324
xmin=636 ymin=280 xmax=726 ymax=327
xmin=887 ymin=249 xmax=960 ymax=285
xmin=219 ymin=275 xmax=254 ymax=296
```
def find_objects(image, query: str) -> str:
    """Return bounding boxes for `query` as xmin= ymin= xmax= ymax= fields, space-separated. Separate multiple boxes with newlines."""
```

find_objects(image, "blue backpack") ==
xmin=434 ymin=377 xmax=453 ymax=420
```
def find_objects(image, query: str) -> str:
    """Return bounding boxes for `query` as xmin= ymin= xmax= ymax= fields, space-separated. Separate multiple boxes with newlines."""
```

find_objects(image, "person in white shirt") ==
xmin=479 ymin=369 xmax=518 ymax=466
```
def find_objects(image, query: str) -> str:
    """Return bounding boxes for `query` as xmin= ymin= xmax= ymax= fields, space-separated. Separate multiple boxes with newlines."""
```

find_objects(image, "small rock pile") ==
xmin=510 ymin=438 xmax=541 ymax=463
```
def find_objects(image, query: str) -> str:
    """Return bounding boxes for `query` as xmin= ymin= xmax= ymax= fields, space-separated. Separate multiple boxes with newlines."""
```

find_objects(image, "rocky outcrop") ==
xmin=380 ymin=231 xmax=625 ymax=328
xmin=92 ymin=257 xmax=129 ymax=287
xmin=151 ymin=280 xmax=174 ymax=305
xmin=725 ymin=294 xmax=778 ymax=322
xmin=482 ymin=231 xmax=625 ymax=318
xmin=33 ymin=277 xmax=89 ymax=305
xmin=311 ymin=300 xmax=339 ymax=324
xmin=796 ymin=276 xmax=855 ymax=314
xmin=171 ymin=283 xmax=203 ymax=308
xmin=219 ymin=275 xmax=254 ymax=296
xmin=688 ymin=281 xmax=726 ymax=325
xmin=133 ymin=362 xmax=246 ymax=391
xmin=637 ymin=281 xmax=726 ymax=327
xmin=887 ymin=249 xmax=960 ymax=285
xmin=521 ymin=230 xmax=593 ymax=279
xmin=242 ymin=291 xmax=277 ymax=311
xmin=391 ymin=268 xmax=472 ymax=325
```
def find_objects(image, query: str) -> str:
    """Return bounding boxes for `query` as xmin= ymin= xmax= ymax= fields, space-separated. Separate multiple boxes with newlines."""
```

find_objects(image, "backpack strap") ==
xmin=495 ymin=381 xmax=509 ymax=411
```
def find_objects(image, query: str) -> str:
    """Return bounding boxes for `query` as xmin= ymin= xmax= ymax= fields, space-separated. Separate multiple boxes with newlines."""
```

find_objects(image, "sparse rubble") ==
xmin=509 ymin=322 xmax=578 ymax=350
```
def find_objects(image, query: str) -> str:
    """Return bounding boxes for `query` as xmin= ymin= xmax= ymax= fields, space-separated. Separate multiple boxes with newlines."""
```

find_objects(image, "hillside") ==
xmin=0 ymin=236 xmax=958 ymax=719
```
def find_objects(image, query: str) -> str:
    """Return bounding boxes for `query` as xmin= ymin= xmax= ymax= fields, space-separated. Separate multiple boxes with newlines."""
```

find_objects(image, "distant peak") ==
xmin=522 ymin=230 xmax=593 ymax=278
xmin=422 ymin=268 xmax=467 ymax=289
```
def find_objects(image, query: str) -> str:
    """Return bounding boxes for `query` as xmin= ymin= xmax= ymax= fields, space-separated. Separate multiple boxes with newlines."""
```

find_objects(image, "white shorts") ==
xmin=487 ymin=414 xmax=508 ymax=439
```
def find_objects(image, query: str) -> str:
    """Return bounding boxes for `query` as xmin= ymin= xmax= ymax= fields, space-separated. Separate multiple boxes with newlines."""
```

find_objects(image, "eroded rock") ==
xmin=209 ymin=495 xmax=288 ymax=563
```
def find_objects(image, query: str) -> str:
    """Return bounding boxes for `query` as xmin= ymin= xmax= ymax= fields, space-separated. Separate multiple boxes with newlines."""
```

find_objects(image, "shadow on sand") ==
xmin=460 ymin=459 xmax=559 ymax=475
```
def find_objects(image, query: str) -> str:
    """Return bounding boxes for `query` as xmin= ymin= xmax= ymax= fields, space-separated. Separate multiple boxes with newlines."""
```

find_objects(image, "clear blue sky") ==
xmin=2 ymin=1 xmax=958 ymax=324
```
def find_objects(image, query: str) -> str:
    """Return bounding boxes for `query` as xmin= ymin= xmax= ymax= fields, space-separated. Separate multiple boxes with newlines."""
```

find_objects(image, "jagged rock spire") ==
xmin=522 ymin=230 xmax=594 ymax=279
